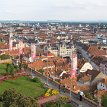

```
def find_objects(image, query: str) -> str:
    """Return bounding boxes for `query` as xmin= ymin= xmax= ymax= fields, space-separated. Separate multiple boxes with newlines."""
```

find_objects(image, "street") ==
xmin=27 ymin=68 xmax=98 ymax=107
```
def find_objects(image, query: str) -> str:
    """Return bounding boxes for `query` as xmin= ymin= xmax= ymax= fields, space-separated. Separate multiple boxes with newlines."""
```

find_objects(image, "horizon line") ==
xmin=0 ymin=20 xmax=107 ymax=23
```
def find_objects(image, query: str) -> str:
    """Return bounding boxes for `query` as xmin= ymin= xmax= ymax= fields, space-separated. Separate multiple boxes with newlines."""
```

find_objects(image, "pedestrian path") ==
xmin=44 ymin=82 xmax=91 ymax=107
xmin=29 ymin=70 xmax=97 ymax=107
xmin=37 ymin=95 xmax=59 ymax=106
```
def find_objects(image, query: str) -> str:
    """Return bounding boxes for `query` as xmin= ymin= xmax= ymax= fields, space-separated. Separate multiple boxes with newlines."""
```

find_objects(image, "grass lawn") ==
xmin=0 ymin=64 xmax=7 ymax=75
xmin=0 ymin=76 xmax=46 ymax=98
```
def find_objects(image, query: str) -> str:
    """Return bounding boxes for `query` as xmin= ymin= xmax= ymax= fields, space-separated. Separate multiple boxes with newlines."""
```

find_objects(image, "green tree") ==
xmin=6 ymin=64 xmax=9 ymax=75
xmin=19 ymin=54 xmax=23 ymax=70
xmin=44 ymin=102 xmax=57 ymax=107
xmin=2 ymin=89 xmax=38 ymax=107
xmin=102 ymin=94 xmax=107 ymax=107
xmin=9 ymin=103 xmax=18 ymax=107
xmin=6 ymin=64 xmax=18 ymax=77
xmin=6 ymin=64 xmax=15 ymax=76
xmin=18 ymin=96 xmax=37 ymax=107
xmin=84 ymin=92 xmax=93 ymax=100
xmin=44 ymin=96 xmax=72 ymax=107
xmin=31 ymin=77 xmax=43 ymax=88
xmin=2 ymin=89 xmax=17 ymax=107
xmin=0 ymin=54 xmax=10 ymax=60
xmin=38 ymin=69 xmax=44 ymax=74
xmin=23 ymin=63 xmax=28 ymax=70
xmin=14 ymin=65 xmax=19 ymax=72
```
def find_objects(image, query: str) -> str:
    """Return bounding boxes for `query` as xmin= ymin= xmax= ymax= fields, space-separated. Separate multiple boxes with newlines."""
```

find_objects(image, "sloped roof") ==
xmin=79 ymin=85 xmax=90 ymax=91
xmin=92 ymin=56 xmax=107 ymax=66
xmin=97 ymin=90 xmax=107 ymax=98
xmin=61 ymin=77 xmax=80 ymax=91
xmin=87 ymin=45 xmax=106 ymax=57
xmin=85 ymin=69 xmax=100 ymax=82
xmin=28 ymin=60 xmax=44 ymax=70
xmin=5 ymin=47 xmax=30 ymax=56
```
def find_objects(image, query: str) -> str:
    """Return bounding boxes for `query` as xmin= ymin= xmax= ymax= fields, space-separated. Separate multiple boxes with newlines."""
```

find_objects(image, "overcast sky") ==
xmin=0 ymin=0 xmax=107 ymax=21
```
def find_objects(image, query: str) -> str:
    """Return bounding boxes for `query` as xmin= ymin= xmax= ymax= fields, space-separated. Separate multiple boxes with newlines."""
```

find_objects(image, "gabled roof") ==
xmin=61 ymin=77 xmax=80 ymax=91
xmin=79 ymin=74 xmax=91 ymax=82
xmin=28 ymin=60 xmax=44 ymax=70
xmin=85 ymin=69 xmax=100 ymax=82
xmin=87 ymin=45 xmax=106 ymax=57
xmin=92 ymin=56 xmax=107 ymax=66
xmin=79 ymin=85 xmax=90 ymax=91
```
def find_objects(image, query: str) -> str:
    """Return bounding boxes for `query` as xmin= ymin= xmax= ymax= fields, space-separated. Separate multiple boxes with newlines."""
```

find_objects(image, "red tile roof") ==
xmin=87 ymin=45 xmax=106 ymax=57
xmin=47 ymin=52 xmax=55 ymax=58
xmin=61 ymin=77 xmax=80 ymax=91
xmin=5 ymin=47 xmax=30 ymax=56
xmin=28 ymin=60 xmax=44 ymax=70
xmin=79 ymin=85 xmax=90 ymax=91
xmin=77 ymin=69 xmax=100 ymax=82
xmin=0 ymin=43 xmax=8 ymax=49
xmin=97 ymin=90 xmax=107 ymax=98
xmin=92 ymin=56 xmax=107 ymax=66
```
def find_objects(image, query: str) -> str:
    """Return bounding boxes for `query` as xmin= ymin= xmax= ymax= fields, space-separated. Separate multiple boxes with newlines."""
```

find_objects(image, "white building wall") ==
xmin=80 ymin=62 xmax=93 ymax=73
xmin=49 ymin=49 xmax=58 ymax=56
xmin=97 ymin=82 xmax=107 ymax=90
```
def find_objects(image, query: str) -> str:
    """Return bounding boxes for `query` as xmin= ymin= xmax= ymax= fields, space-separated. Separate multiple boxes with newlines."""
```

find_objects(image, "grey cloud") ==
xmin=0 ymin=0 xmax=107 ymax=21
